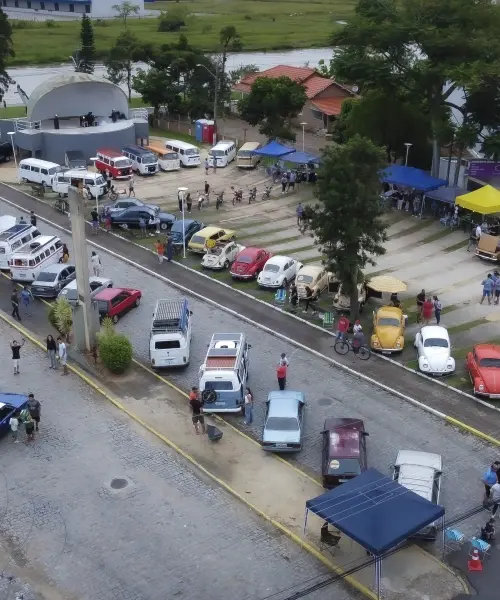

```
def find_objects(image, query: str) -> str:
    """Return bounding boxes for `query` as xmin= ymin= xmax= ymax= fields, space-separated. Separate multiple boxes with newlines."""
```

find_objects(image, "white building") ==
xmin=1 ymin=0 xmax=146 ymax=20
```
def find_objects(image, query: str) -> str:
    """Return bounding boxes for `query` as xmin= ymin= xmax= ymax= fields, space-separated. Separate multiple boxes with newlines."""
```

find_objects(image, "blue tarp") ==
xmin=382 ymin=165 xmax=447 ymax=192
xmin=305 ymin=468 xmax=444 ymax=556
xmin=282 ymin=151 xmax=321 ymax=165
xmin=424 ymin=186 xmax=465 ymax=205
xmin=253 ymin=141 xmax=296 ymax=158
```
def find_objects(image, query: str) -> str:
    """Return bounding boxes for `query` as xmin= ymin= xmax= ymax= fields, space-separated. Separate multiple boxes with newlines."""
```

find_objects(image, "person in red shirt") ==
xmin=336 ymin=315 xmax=350 ymax=341
xmin=189 ymin=386 xmax=199 ymax=402
xmin=422 ymin=297 xmax=434 ymax=325
xmin=277 ymin=364 xmax=287 ymax=390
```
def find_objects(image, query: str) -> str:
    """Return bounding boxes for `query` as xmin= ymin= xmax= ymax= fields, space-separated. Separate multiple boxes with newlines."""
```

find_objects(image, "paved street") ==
xmin=0 ymin=318 xmax=341 ymax=600
xmin=0 ymin=196 xmax=496 ymax=544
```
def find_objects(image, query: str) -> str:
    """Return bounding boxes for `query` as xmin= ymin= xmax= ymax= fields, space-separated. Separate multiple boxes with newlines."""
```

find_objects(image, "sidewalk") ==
xmin=0 ymin=305 xmax=469 ymax=600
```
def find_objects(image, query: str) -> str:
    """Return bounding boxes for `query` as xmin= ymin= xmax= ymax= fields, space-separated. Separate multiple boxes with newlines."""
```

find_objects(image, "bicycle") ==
xmin=333 ymin=337 xmax=371 ymax=360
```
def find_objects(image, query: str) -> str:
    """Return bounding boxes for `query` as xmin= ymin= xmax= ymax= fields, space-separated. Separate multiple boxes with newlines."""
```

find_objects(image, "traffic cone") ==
xmin=468 ymin=547 xmax=483 ymax=572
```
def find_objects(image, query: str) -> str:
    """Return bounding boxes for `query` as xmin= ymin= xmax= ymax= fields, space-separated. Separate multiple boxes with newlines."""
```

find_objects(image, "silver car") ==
xmin=101 ymin=198 xmax=160 ymax=216
xmin=31 ymin=264 xmax=76 ymax=298
xmin=57 ymin=276 xmax=114 ymax=306
xmin=262 ymin=391 xmax=305 ymax=452
xmin=392 ymin=450 xmax=443 ymax=540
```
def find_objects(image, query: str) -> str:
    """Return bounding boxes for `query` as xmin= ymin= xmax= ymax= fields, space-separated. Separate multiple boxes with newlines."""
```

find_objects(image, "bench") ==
xmin=30 ymin=183 xmax=45 ymax=198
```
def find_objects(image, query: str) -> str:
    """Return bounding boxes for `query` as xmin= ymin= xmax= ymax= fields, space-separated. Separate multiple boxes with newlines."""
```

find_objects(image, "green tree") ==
xmin=53 ymin=298 xmax=73 ymax=341
xmin=133 ymin=67 xmax=181 ymax=118
xmin=230 ymin=64 xmax=259 ymax=85
xmin=306 ymin=135 xmax=387 ymax=320
xmin=238 ymin=76 xmax=307 ymax=141
xmin=105 ymin=31 xmax=142 ymax=101
xmin=331 ymin=0 xmax=500 ymax=175
xmin=0 ymin=9 xmax=14 ymax=103
xmin=112 ymin=0 xmax=140 ymax=27
xmin=77 ymin=14 xmax=95 ymax=74
xmin=98 ymin=329 xmax=133 ymax=373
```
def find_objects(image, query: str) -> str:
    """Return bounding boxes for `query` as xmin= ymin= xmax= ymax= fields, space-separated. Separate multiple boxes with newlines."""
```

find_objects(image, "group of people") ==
xmin=480 ymin=272 xmax=500 ymax=305
xmin=480 ymin=462 xmax=500 ymax=542
xmin=9 ymin=393 xmax=41 ymax=443
xmin=10 ymin=336 xmax=68 ymax=377
xmin=154 ymin=236 xmax=175 ymax=264
xmin=287 ymin=281 xmax=318 ymax=315
xmin=416 ymin=289 xmax=442 ymax=325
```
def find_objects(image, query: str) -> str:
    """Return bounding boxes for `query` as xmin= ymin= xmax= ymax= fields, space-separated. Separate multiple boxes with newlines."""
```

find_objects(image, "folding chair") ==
xmin=470 ymin=536 xmax=491 ymax=560
xmin=322 ymin=312 xmax=334 ymax=329
xmin=274 ymin=288 xmax=287 ymax=307
xmin=319 ymin=522 xmax=341 ymax=557
xmin=444 ymin=528 xmax=466 ymax=553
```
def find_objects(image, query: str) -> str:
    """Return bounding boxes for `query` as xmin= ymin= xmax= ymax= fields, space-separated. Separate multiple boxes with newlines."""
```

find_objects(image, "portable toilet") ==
xmin=202 ymin=120 xmax=215 ymax=144
xmin=195 ymin=119 xmax=206 ymax=142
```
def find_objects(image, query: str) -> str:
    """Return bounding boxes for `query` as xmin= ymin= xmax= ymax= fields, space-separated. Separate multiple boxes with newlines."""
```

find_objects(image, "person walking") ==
xmin=494 ymin=275 xmax=500 ymax=306
xmin=244 ymin=387 xmax=254 ymax=425
xmin=91 ymin=251 xmax=101 ymax=276
xmin=352 ymin=326 xmax=366 ymax=363
xmin=9 ymin=412 xmax=19 ymax=443
xmin=19 ymin=407 xmax=35 ymax=442
xmin=204 ymin=180 xmax=210 ymax=202
xmin=57 ymin=336 xmax=68 ymax=375
xmin=29 ymin=210 xmax=37 ymax=227
xmin=482 ymin=462 xmax=500 ymax=504
xmin=46 ymin=334 xmax=57 ymax=369
xmin=277 ymin=362 xmax=287 ymax=390
xmin=302 ymin=285 xmax=317 ymax=315
xmin=186 ymin=192 xmax=192 ymax=214
xmin=139 ymin=216 xmax=147 ymax=238
xmin=468 ymin=224 xmax=482 ymax=252
xmin=289 ymin=282 xmax=298 ymax=312
xmin=90 ymin=209 xmax=99 ymax=235
xmin=189 ymin=389 xmax=206 ymax=435
xmin=433 ymin=295 xmax=442 ymax=324
xmin=105 ymin=212 xmax=112 ymax=233
xmin=128 ymin=175 xmax=135 ymax=197
xmin=422 ymin=297 xmax=434 ymax=325
xmin=10 ymin=339 xmax=24 ymax=375
xmin=61 ymin=244 xmax=69 ymax=264
xmin=154 ymin=214 xmax=161 ymax=235
xmin=20 ymin=285 xmax=32 ymax=316
xmin=490 ymin=478 xmax=500 ymax=518
xmin=296 ymin=202 xmax=304 ymax=228
xmin=205 ymin=157 xmax=210 ymax=176
xmin=154 ymin=239 xmax=165 ymax=264
xmin=11 ymin=289 xmax=21 ymax=321
xmin=289 ymin=171 xmax=296 ymax=192
xmin=166 ymin=234 xmax=173 ymax=262
xmin=480 ymin=274 xmax=494 ymax=305
xmin=416 ymin=289 xmax=425 ymax=323
xmin=281 ymin=174 xmax=288 ymax=194
xmin=27 ymin=393 xmax=41 ymax=432
xmin=336 ymin=314 xmax=350 ymax=341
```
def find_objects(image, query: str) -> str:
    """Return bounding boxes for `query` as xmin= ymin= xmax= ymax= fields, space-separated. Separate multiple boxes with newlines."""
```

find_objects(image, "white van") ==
xmin=9 ymin=235 xmax=63 ymax=282
xmin=121 ymin=145 xmax=159 ymax=175
xmin=0 ymin=223 xmax=41 ymax=270
xmin=149 ymin=298 xmax=192 ymax=368
xmin=199 ymin=333 xmax=251 ymax=413
xmin=208 ymin=140 xmax=236 ymax=168
xmin=52 ymin=170 xmax=107 ymax=199
xmin=18 ymin=158 xmax=61 ymax=187
xmin=146 ymin=144 xmax=181 ymax=172
xmin=237 ymin=142 xmax=261 ymax=169
xmin=164 ymin=140 xmax=201 ymax=167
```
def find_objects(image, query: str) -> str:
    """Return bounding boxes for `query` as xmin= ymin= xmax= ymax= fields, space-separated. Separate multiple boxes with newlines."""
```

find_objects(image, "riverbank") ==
xmin=7 ymin=0 xmax=349 ymax=66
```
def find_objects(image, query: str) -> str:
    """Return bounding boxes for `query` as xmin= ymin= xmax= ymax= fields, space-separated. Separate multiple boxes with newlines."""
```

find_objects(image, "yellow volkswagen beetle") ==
xmin=371 ymin=306 xmax=405 ymax=353
xmin=187 ymin=226 xmax=236 ymax=253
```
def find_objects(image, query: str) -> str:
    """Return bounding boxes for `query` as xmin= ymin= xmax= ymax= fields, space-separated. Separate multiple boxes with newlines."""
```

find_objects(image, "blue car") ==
xmin=0 ymin=393 xmax=28 ymax=436
xmin=170 ymin=219 xmax=204 ymax=245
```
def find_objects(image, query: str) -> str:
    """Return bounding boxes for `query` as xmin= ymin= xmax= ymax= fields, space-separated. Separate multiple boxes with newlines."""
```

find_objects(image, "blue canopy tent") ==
xmin=425 ymin=186 xmax=465 ymax=205
xmin=304 ymin=468 xmax=445 ymax=599
xmin=281 ymin=151 xmax=321 ymax=165
xmin=381 ymin=165 xmax=447 ymax=192
xmin=253 ymin=140 xmax=296 ymax=157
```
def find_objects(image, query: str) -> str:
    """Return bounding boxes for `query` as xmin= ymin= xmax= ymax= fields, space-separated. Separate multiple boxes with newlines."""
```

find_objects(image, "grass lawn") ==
xmin=0 ymin=97 xmax=148 ymax=119
xmin=8 ymin=0 xmax=351 ymax=66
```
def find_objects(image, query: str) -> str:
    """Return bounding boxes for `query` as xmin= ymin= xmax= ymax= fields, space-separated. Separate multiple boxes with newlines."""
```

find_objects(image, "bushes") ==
xmin=48 ymin=298 xmax=72 ymax=338
xmin=98 ymin=319 xmax=132 ymax=374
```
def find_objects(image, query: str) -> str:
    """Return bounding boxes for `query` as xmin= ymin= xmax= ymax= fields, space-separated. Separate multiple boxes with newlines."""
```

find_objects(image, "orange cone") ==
xmin=468 ymin=547 xmax=483 ymax=572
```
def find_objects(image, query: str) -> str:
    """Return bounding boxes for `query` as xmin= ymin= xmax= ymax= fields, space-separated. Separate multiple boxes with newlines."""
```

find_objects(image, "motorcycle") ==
xmin=215 ymin=191 xmax=225 ymax=210
xmin=262 ymin=185 xmax=273 ymax=201
xmin=232 ymin=189 xmax=243 ymax=205
xmin=107 ymin=187 xmax=119 ymax=201
xmin=248 ymin=187 xmax=257 ymax=204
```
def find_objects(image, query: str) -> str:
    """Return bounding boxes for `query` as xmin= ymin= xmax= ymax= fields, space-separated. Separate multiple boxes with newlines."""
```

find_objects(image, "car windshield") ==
xmin=185 ymin=148 xmax=199 ymax=156
xmin=171 ymin=221 xmax=187 ymax=233
xmin=378 ymin=317 xmax=400 ymax=327
xmin=61 ymin=289 xmax=77 ymax=299
xmin=142 ymin=153 xmax=157 ymax=163
xmin=238 ymin=150 xmax=253 ymax=157
xmin=212 ymin=150 xmax=225 ymax=157
xmin=204 ymin=381 xmax=233 ymax=391
xmin=327 ymin=458 xmax=362 ymax=476
xmin=297 ymin=274 xmax=313 ymax=283
xmin=237 ymin=255 xmax=253 ymax=264
xmin=479 ymin=357 xmax=500 ymax=368
xmin=36 ymin=272 xmax=57 ymax=282
xmin=115 ymin=158 xmax=131 ymax=168
xmin=264 ymin=264 xmax=280 ymax=273
xmin=96 ymin=300 xmax=109 ymax=312
xmin=164 ymin=152 xmax=178 ymax=160
xmin=266 ymin=416 xmax=299 ymax=431
xmin=424 ymin=338 xmax=448 ymax=348
xmin=96 ymin=176 xmax=105 ymax=185
xmin=190 ymin=235 xmax=205 ymax=245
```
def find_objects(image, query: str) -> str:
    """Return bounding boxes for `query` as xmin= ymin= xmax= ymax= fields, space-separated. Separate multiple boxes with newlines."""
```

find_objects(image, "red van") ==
xmin=95 ymin=148 xmax=132 ymax=180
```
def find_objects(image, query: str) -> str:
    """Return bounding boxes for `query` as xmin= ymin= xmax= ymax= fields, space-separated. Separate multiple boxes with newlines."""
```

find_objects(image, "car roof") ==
xmin=267 ymin=391 xmax=304 ymax=417
xmin=196 ymin=226 xmax=223 ymax=236
xmin=299 ymin=265 xmax=323 ymax=276
xmin=236 ymin=247 xmax=264 ymax=258
xmin=0 ymin=393 xmax=28 ymax=409
xmin=266 ymin=255 xmax=293 ymax=266
xmin=323 ymin=418 xmax=365 ymax=457
xmin=63 ymin=276 xmax=109 ymax=290
xmin=172 ymin=219 xmax=196 ymax=229
xmin=395 ymin=450 xmax=442 ymax=471
xmin=93 ymin=287 xmax=137 ymax=300
xmin=395 ymin=450 xmax=442 ymax=501
xmin=377 ymin=305 xmax=403 ymax=318
xmin=421 ymin=326 xmax=449 ymax=341
xmin=40 ymin=263 xmax=72 ymax=274
xmin=474 ymin=344 xmax=500 ymax=358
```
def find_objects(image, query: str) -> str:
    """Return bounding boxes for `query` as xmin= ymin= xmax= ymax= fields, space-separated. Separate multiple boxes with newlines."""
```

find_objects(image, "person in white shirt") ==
xmin=91 ymin=251 xmax=101 ymax=277
xmin=476 ymin=224 xmax=482 ymax=240
xmin=278 ymin=352 xmax=289 ymax=367
xmin=353 ymin=320 xmax=362 ymax=334
xmin=57 ymin=337 xmax=68 ymax=376
xmin=9 ymin=414 xmax=19 ymax=443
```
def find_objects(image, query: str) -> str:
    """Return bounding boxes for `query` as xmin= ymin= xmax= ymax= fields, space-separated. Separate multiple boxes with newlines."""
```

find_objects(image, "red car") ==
xmin=466 ymin=344 xmax=500 ymax=398
xmin=94 ymin=287 xmax=142 ymax=323
xmin=321 ymin=418 xmax=368 ymax=488
xmin=230 ymin=247 xmax=271 ymax=280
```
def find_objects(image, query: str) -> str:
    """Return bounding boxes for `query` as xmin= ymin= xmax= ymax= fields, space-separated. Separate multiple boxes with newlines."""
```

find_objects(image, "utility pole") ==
xmin=213 ymin=61 xmax=219 ymax=146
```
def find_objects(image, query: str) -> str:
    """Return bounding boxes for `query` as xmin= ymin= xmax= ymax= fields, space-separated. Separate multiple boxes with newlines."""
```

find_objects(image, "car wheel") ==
xmin=224 ymin=260 xmax=229 ymax=268
xmin=281 ymin=278 xmax=288 ymax=289
xmin=135 ymin=297 xmax=141 ymax=307
xmin=112 ymin=314 xmax=119 ymax=324
xmin=160 ymin=222 xmax=169 ymax=231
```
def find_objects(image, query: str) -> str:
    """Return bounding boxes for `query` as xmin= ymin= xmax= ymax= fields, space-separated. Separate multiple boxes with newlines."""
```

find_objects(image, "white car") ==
xmin=201 ymin=241 xmax=245 ymax=270
xmin=414 ymin=326 xmax=455 ymax=376
xmin=392 ymin=450 xmax=442 ymax=540
xmin=257 ymin=256 xmax=303 ymax=289
xmin=58 ymin=276 xmax=114 ymax=306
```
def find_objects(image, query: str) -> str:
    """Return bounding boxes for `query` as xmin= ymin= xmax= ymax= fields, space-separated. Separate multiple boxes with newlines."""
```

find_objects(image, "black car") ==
xmin=110 ymin=206 xmax=176 ymax=231
xmin=101 ymin=197 xmax=160 ymax=217
xmin=170 ymin=219 xmax=204 ymax=245
xmin=0 ymin=142 xmax=13 ymax=163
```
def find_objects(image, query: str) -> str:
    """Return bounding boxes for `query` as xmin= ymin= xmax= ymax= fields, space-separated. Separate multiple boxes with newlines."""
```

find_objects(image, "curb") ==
xmin=0 ymin=310 xmax=378 ymax=600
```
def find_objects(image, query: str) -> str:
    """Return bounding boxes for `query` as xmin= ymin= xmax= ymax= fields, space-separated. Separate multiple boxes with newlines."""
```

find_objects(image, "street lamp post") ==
xmin=7 ymin=131 xmax=17 ymax=169
xmin=90 ymin=157 xmax=99 ymax=214
xmin=178 ymin=187 xmax=188 ymax=259
xmin=300 ymin=122 xmax=307 ymax=153
xmin=196 ymin=63 xmax=219 ymax=146
xmin=404 ymin=143 xmax=413 ymax=167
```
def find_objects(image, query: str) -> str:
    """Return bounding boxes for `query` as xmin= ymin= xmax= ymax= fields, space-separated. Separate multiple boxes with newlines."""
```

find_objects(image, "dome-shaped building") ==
xmin=2 ymin=72 xmax=149 ymax=165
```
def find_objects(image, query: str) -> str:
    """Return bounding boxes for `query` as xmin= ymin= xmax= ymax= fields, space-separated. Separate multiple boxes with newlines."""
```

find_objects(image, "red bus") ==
xmin=95 ymin=148 xmax=132 ymax=179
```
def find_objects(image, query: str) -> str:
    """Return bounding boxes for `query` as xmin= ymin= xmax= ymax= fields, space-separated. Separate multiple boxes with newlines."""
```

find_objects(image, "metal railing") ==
xmin=14 ymin=118 xmax=41 ymax=132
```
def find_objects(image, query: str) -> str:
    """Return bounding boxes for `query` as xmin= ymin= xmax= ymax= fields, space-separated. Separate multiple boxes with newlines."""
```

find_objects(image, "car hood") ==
xmin=159 ymin=212 xmax=175 ymax=222
xmin=263 ymin=429 xmax=301 ymax=444
xmin=32 ymin=280 xmax=57 ymax=288
xmin=375 ymin=326 xmax=402 ymax=347
xmin=421 ymin=347 xmax=451 ymax=369
xmin=479 ymin=369 xmax=500 ymax=392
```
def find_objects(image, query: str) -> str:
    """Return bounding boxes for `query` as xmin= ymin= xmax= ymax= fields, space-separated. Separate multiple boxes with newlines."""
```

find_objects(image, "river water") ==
xmin=3 ymin=47 xmax=332 ymax=105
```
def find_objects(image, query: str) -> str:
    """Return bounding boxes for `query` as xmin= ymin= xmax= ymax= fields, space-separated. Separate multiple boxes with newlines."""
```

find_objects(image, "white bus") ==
xmin=0 ymin=223 xmax=41 ymax=270
xmin=146 ymin=144 xmax=181 ymax=172
xmin=164 ymin=140 xmax=201 ymax=167
xmin=9 ymin=235 xmax=63 ymax=282
xmin=18 ymin=158 xmax=61 ymax=187
xmin=236 ymin=142 xmax=262 ymax=169
xmin=208 ymin=140 xmax=236 ymax=168
xmin=52 ymin=170 xmax=107 ymax=199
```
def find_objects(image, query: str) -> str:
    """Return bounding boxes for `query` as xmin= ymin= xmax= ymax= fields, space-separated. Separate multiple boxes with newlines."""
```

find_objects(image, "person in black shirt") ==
xmin=90 ymin=209 xmax=99 ymax=235
xmin=189 ymin=392 xmax=205 ymax=435
xmin=11 ymin=289 xmax=21 ymax=321
xmin=10 ymin=339 xmax=25 ymax=375
xmin=30 ymin=211 xmax=37 ymax=227
xmin=416 ymin=289 xmax=426 ymax=323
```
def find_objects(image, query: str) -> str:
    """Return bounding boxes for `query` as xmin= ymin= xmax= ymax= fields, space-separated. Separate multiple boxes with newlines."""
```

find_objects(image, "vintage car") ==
xmin=321 ymin=417 xmax=368 ymax=488
xmin=188 ymin=226 xmax=236 ymax=254
xmin=296 ymin=265 xmax=331 ymax=299
xmin=94 ymin=287 xmax=142 ymax=323
xmin=170 ymin=219 xmax=204 ymax=246
xmin=0 ymin=393 xmax=28 ymax=437
xmin=371 ymin=305 xmax=405 ymax=353
xmin=201 ymin=241 xmax=245 ymax=270
xmin=262 ymin=391 xmax=305 ymax=453
xmin=332 ymin=281 xmax=368 ymax=313
xmin=476 ymin=233 xmax=500 ymax=262
xmin=230 ymin=247 xmax=271 ymax=280
xmin=466 ymin=344 xmax=500 ymax=397
xmin=414 ymin=326 xmax=455 ymax=376
xmin=257 ymin=255 xmax=303 ymax=289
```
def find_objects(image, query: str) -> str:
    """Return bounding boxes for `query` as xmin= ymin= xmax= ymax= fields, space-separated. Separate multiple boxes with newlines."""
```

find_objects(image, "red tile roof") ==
xmin=311 ymin=97 xmax=347 ymax=116
xmin=304 ymin=75 xmax=334 ymax=98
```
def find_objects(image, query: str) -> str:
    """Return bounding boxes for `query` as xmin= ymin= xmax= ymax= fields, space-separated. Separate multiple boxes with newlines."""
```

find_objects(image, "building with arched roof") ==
xmin=1 ymin=0 xmax=146 ymax=21
xmin=0 ymin=72 xmax=149 ymax=166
